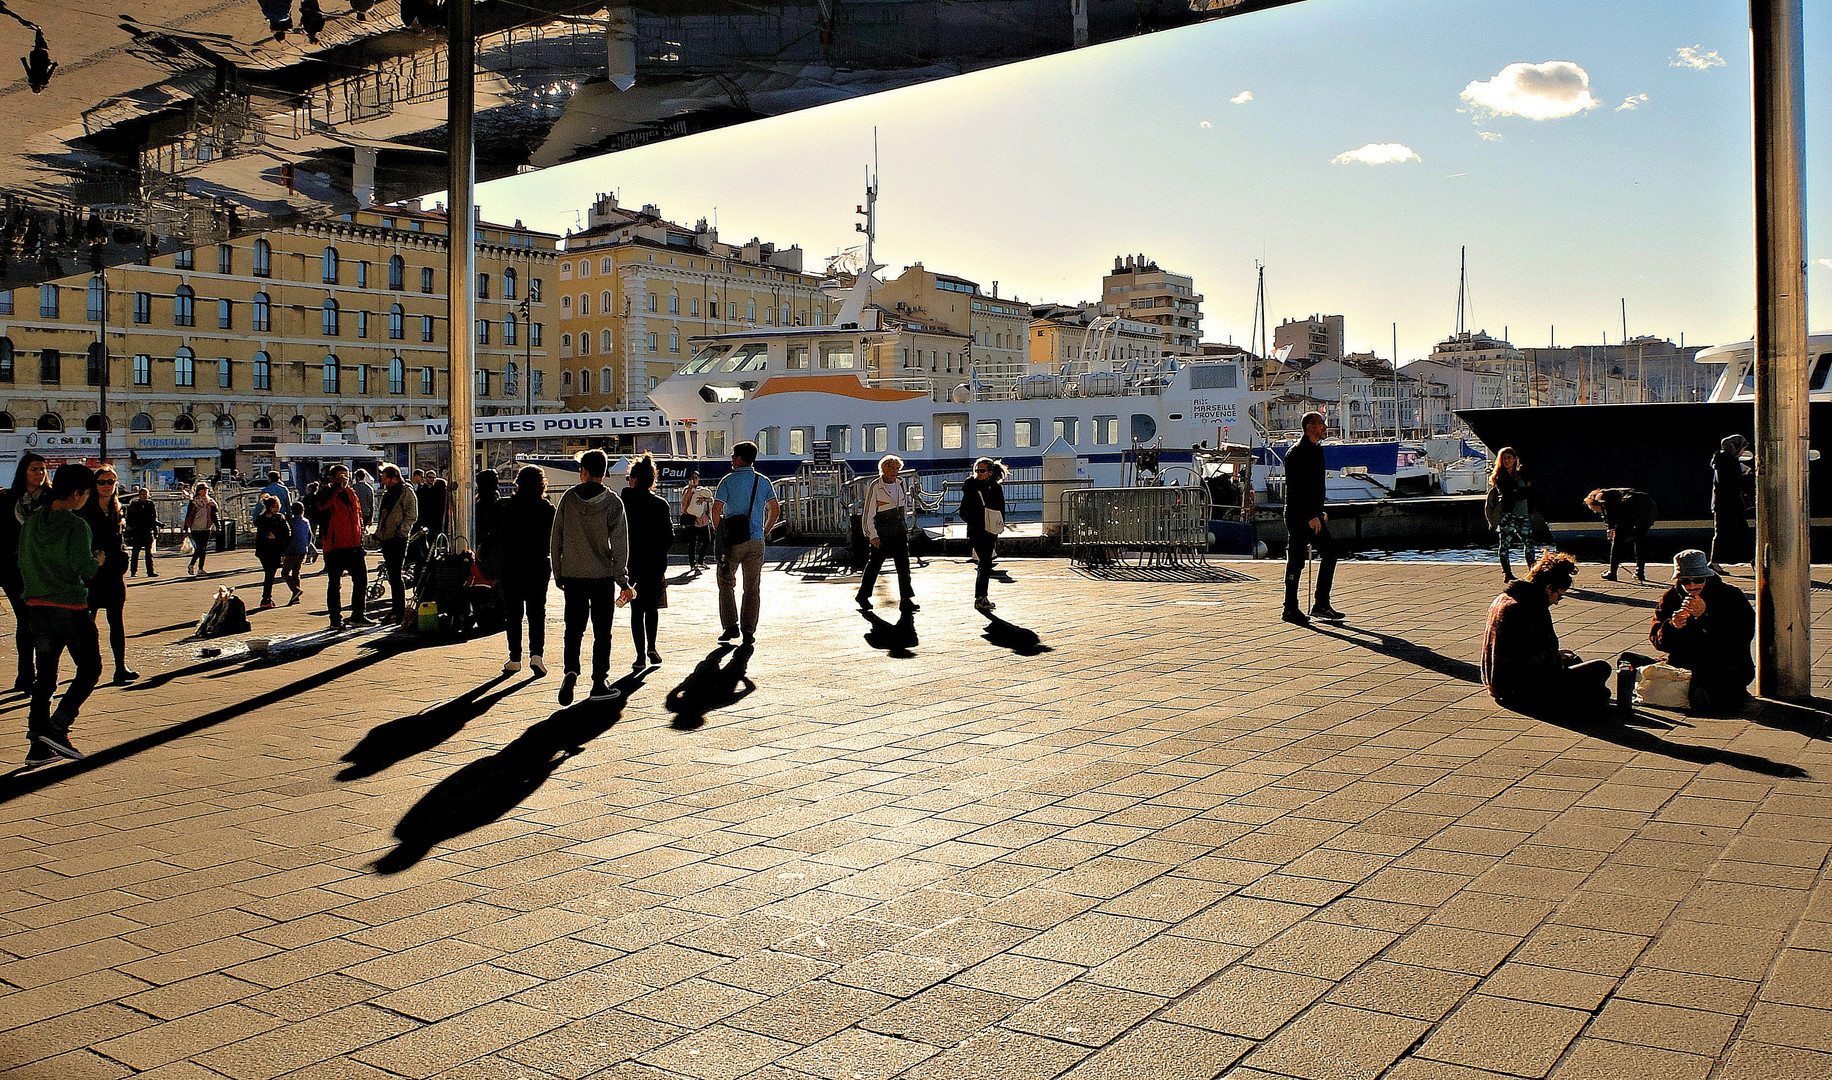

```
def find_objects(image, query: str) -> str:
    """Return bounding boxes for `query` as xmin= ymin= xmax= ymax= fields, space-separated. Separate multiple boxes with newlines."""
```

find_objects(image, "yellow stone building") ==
xmin=555 ymin=194 xmax=836 ymax=410
xmin=0 ymin=203 xmax=560 ymax=483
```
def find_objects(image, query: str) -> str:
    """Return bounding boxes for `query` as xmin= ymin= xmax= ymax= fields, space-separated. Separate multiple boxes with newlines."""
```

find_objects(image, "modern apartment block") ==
xmin=1272 ymin=314 xmax=1345 ymax=367
xmin=1100 ymin=254 xmax=1202 ymax=356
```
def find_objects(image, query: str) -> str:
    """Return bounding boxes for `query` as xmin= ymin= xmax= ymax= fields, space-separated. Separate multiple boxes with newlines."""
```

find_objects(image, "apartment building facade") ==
xmin=1100 ymin=254 xmax=1202 ymax=355
xmin=874 ymin=264 xmax=1029 ymax=387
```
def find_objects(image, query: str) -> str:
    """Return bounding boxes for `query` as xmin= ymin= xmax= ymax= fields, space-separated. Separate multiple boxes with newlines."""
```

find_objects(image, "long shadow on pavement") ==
xmin=664 ymin=645 xmax=755 ymax=730
xmin=337 ymin=674 xmax=527 ymax=781
xmin=981 ymin=614 xmax=1051 ymax=656
xmin=373 ymin=671 xmax=646 ymax=874
xmin=1567 ymin=587 xmax=1659 ymax=609
xmin=1516 ymin=703 xmax=1808 ymax=779
xmin=1306 ymin=623 xmax=1483 ymax=684
xmin=860 ymin=608 xmax=919 ymax=658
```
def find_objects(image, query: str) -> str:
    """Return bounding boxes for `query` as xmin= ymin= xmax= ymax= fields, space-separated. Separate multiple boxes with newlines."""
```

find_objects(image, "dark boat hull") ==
xmin=1458 ymin=401 xmax=1830 ymax=550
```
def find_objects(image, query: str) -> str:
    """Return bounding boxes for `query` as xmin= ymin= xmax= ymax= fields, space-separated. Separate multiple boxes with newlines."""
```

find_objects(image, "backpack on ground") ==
xmin=197 ymin=586 xmax=250 ymax=638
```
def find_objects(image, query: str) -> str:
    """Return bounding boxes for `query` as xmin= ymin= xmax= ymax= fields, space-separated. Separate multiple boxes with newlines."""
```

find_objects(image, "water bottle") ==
xmin=1616 ymin=661 xmax=1636 ymax=717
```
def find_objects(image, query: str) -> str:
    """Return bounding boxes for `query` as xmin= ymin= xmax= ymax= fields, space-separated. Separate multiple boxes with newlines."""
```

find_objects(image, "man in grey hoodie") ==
xmin=549 ymin=449 xmax=634 ymax=704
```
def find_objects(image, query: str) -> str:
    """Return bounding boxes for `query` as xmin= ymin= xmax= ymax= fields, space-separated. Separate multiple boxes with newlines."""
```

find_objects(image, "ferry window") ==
xmin=755 ymin=428 xmax=779 ymax=455
xmin=977 ymin=420 xmax=1001 ymax=449
xmin=826 ymin=425 xmax=851 ymax=453
xmin=1095 ymin=416 xmax=1118 ymax=445
xmin=721 ymin=344 xmax=767 ymax=372
xmin=1131 ymin=414 xmax=1158 ymax=443
xmin=821 ymin=343 xmax=855 ymax=370
xmin=787 ymin=345 xmax=810 ymax=370
xmin=707 ymin=430 xmax=726 ymax=457
xmin=1189 ymin=364 xmax=1238 ymax=389
xmin=683 ymin=344 xmax=731 ymax=374
xmin=1054 ymin=418 xmax=1077 ymax=444
xmin=1811 ymin=353 xmax=1832 ymax=391
xmin=940 ymin=420 xmax=964 ymax=450
xmin=865 ymin=424 xmax=888 ymax=453
xmin=900 ymin=423 xmax=925 ymax=452
xmin=789 ymin=427 xmax=812 ymax=456
xmin=1015 ymin=419 xmax=1039 ymax=448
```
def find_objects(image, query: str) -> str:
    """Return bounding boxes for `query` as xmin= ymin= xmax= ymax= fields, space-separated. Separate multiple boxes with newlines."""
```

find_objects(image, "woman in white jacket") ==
xmin=855 ymin=455 xmax=917 ymax=611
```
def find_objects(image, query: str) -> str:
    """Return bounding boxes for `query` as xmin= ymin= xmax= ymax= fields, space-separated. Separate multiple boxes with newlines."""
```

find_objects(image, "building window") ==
xmin=579 ymin=332 xmax=593 ymax=357
xmin=218 ymin=299 xmax=233 ymax=329
xmin=600 ymin=329 xmax=612 ymax=353
xmin=356 ymin=310 xmax=369 ymax=338
xmin=322 ymin=299 xmax=339 ymax=336
xmin=477 ymin=319 xmax=490 ymax=345
xmin=421 ymin=267 xmax=434 ymax=293
xmin=0 ymin=291 xmax=10 ymax=316
xmin=252 ymin=292 xmax=272 ymax=332
xmin=689 ymin=298 xmax=699 ymax=317
xmin=133 ymin=292 xmax=151 ymax=324
xmin=253 ymin=352 xmax=271 ymax=390
xmin=601 ymin=289 xmax=613 ymax=314
xmin=600 ymin=257 xmax=613 ymax=274
xmin=421 ymin=366 xmax=434 ymax=394
xmin=389 ymin=255 xmax=405 ymax=290
xmin=85 ymin=344 xmax=105 ymax=386
xmin=322 ymin=356 xmax=340 ymax=393
xmin=477 ymin=273 xmax=489 ymax=299
xmin=560 ymin=333 xmax=572 ymax=355
xmin=647 ymin=332 xmax=657 ymax=352
xmin=668 ymin=293 xmax=679 ymax=315
xmin=253 ymin=239 xmax=271 ymax=277
xmin=389 ymin=357 xmax=405 ymax=394
xmin=358 ymin=365 xmax=370 ymax=394
xmin=475 ymin=368 xmax=490 ymax=397
xmin=647 ymin=293 xmax=657 ymax=313
xmin=172 ymin=413 xmax=194 ymax=432
xmin=561 ymin=370 xmax=572 ymax=389
xmin=560 ymin=261 xmax=572 ymax=280
xmin=219 ymin=357 xmax=233 ymax=389
xmin=577 ymin=368 xmax=592 ymax=394
xmin=531 ymin=323 xmax=543 ymax=346
xmin=561 ymin=295 xmax=572 ymax=318
xmin=528 ymin=278 xmax=541 ymax=302
xmin=38 ymin=348 xmax=60 ymax=383
xmin=532 ymin=370 xmax=544 ymax=397
xmin=357 ymin=261 xmax=369 ymax=288
xmin=175 ymin=348 xmax=196 ymax=387
xmin=173 ymin=285 xmax=195 ymax=327
xmin=130 ymin=411 xmax=152 ymax=431
xmin=133 ymin=353 xmax=150 ymax=385
xmin=39 ymin=284 xmax=58 ymax=319
xmin=1015 ymin=419 xmax=1039 ymax=448
xmin=389 ymin=304 xmax=404 ymax=339
xmin=421 ymin=315 xmax=434 ymax=342
xmin=85 ymin=278 xmax=105 ymax=322
xmin=219 ymin=245 xmax=234 ymax=275
xmin=578 ymin=260 xmax=591 ymax=279
xmin=0 ymin=338 xmax=11 ymax=383
xmin=504 ymin=361 xmax=519 ymax=396
xmin=669 ymin=331 xmax=679 ymax=353
xmin=504 ymin=313 xmax=518 ymax=346
xmin=174 ymin=247 xmax=193 ymax=270
xmin=322 ymin=247 xmax=339 ymax=284
xmin=503 ymin=268 xmax=517 ymax=300
xmin=746 ymin=299 xmax=755 ymax=322
xmin=600 ymin=366 xmax=613 ymax=395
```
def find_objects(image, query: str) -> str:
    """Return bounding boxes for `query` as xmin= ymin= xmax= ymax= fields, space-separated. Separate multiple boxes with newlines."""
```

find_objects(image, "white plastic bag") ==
xmin=1634 ymin=662 xmax=1692 ymax=709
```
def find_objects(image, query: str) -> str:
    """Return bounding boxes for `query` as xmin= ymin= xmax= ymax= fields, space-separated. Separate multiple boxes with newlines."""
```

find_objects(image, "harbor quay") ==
xmin=1 ymin=550 xmax=1829 ymax=1080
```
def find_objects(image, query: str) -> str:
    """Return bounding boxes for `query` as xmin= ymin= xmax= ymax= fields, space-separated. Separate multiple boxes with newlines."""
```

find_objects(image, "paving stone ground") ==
xmin=1 ymin=546 xmax=1829 ymax=1080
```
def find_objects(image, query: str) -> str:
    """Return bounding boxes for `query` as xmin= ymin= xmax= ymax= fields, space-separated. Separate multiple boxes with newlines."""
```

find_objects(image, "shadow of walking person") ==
xmin=337 ymin=674 xmax=524 ymax=781
xmin=981 ymin=613 xmax=1051 ymax=656
xmin=372 ymin=670 xmax=645 ymax=874
xmin=664 ymin=645 xmax=755 ymax=731
xmin=861 ymin=609 xmax=918 ymax=659
xmin=1306 ymin=623 xmax=1483 ymax=684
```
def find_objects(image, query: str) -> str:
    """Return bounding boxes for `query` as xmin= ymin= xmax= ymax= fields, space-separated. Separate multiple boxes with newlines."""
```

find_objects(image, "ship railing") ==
xmin=1062 ymin=486 xmax=1215 ymax=571
xmin=774 ymin=462 xmax=864 ymax=540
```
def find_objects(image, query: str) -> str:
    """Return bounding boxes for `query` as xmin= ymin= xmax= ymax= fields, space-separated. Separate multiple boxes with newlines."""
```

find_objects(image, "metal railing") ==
xmin=1062 ymin=486 xmax=1214 ymax=569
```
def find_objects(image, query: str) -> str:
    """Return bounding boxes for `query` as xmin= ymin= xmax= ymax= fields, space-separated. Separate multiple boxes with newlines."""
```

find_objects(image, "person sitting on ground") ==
xmin=1482 ymin=551 xmax=1611 ymax=711
xmin=1645 ymin=549 xmax=1755 ymax=711
xmin=1584 ymin=487 xmax=1658 ymax=582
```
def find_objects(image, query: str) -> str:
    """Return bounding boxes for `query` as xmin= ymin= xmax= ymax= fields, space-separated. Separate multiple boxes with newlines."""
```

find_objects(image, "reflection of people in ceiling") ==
xmin=258 ymin=0 xmax=293 ymax=40
xmin=300 ymin=0 xmax=324 ymax=43
xmin=22 ymin=27 xmax=54 ymax=92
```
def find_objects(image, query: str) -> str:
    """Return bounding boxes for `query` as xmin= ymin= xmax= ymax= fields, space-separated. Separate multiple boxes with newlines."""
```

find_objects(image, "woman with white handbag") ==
xmin=959 ymin=458 xmax=1008 ymax=613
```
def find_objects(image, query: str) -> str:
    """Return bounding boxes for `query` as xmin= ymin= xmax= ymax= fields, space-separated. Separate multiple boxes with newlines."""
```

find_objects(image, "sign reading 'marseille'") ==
xmin=358 ymin=410 xmax=682 ymax=445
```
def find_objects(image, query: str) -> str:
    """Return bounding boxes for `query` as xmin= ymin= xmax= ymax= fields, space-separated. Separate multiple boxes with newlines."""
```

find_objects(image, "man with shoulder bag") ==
xmin=711 ymin=441 xmax=779 ymax=646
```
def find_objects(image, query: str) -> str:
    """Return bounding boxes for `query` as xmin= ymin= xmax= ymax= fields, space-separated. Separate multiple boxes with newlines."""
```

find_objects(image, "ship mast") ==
xmin=833 ymin=139 xmax=883 ymax=333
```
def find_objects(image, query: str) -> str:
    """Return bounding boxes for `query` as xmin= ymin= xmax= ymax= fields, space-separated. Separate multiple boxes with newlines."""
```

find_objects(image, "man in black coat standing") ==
xmin=1283 ymin=411 xmax=1342 ymax=626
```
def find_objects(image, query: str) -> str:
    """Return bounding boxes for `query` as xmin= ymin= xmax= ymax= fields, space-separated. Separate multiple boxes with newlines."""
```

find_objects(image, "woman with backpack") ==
xmin=181 ymin=481 xmax=219 ymax=575
xmin=253 ymin=494 xmax=292 ymax=609
xmin=77 ymin=465 xmax=137 ymax=685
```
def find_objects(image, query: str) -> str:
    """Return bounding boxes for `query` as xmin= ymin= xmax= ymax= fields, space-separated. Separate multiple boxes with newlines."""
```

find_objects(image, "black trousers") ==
xmin=381 ymin=538 xmax=408 ymax=619
xmin=1284 ymin=519 xmax=1337 ymax=610
xmin=971 ymin=533 xmax=998 ymax=599
xmin=130 ymin=541 xmax=155 ymax=575
xmin=561 ymin=577 xmax=617 ymax=682
xmin=4 ymin=585 xmax=34 ymax=689
xmin=324 ymin=547 xmax=367 ymax=622
xmin=1609 ymin=526 xmax=1650 ymax=578
xmin=860 ymin=533 xmax=913 ymax=599
xmin=1711 ymin=508 xmax=1751 ymax=566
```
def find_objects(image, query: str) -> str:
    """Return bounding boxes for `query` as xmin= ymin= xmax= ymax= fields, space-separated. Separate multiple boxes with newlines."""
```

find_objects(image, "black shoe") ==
xmin=1281 ymin=607 xmax=1311 ymax=627
xmin=719 ymin=627 xmax=739 ymax=642
xmin=648 ymin=649 xmax=662 ymax=666
xmin=589 ymin=679 xmax=620 ymax=701
xmin=900 ymin=598 xmax=921 ymax=612
xmin=558 ymin=673 xmax=577 ymax=706
xmin=112 ymin=669 xmax=140 ymax=685
xmin=741 ymin=633 xmax=755 ymax=646
xmin=1310 ymin=603 xmax=1345 ymax=621
xmin=23 ymin=739 xmax=60 ymax=769
xmin=147 ymin=572 xmax=159 ymax=578
xmin=854 ymin=592 xmax=871 ymax=609
xmin=36 ymin=731 xmax=83 ymax=761
xmin=633 ymin=657 xmax=649 ymax=673
xmin=346 ymin=615 xmax=376 ymax=627
xmin=1601 ymin=571 xmax=1618 ymax=581
xmin=329 ymin=619 xmax=345 ymax=631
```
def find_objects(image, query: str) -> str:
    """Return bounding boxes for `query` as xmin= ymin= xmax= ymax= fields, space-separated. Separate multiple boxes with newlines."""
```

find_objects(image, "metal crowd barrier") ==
xmin=1062 ymin=486 xmax=1214 ymax=569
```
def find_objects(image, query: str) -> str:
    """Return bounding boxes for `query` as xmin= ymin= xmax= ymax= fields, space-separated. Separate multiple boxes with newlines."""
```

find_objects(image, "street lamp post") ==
xmin=520 ymin=293 xmax=533 ymax=415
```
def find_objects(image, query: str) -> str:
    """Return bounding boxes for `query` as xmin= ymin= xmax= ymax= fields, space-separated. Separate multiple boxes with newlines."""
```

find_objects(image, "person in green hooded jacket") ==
xmin=19 ymin=463 xmax=105 ymax=767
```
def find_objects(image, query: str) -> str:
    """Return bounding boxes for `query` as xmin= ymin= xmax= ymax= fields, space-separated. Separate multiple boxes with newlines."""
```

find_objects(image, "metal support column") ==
xmin=446 ymin=0 xmax=477 ymax=551
xmin=1751 ymin=0 xmax=1811 ymax=699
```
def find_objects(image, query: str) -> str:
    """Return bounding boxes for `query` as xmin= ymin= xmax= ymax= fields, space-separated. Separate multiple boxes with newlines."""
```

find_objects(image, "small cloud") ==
xmin=1616 ymin=93 xmax=1649 ymax=111
xmin=1461 ymin=61 xmax=1600 ymax=120
xmin=1230 ymin=90 xmax=1253 ymax=105
xmin=1478 ymin=131 xmax=1502 ymax=141
xmin=1816 ymin=258 xmax=1832 ymax=271
xmin=1199 ymin=120 xmax=1212 ymax=129
xmin=1672 ymin=45 xmax=1726 ymax=70
xmin=1331 ymin=142 xmax=1420 ymax=166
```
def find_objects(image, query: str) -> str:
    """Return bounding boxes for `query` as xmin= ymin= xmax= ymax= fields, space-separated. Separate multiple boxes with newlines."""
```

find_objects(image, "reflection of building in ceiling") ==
xmin=0 ymin=203 xmax=561 ymax=476
xmin=0 ymin=0 xmax=1301 ymax=288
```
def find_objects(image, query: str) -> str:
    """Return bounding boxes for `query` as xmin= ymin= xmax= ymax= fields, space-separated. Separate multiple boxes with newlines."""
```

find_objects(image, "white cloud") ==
xmin=1331 ymin=143 xmax=1420 ymax=166
xmin=1672 ymin=45 xmax=1726 ymax=70
xmin=1230 ymin=90 xmax=1253 ymax=105
xmin=1199 ymin=120 xmax=1212 ymax=129
xmin=1816 ymin=258 xmax=1832 ymax=271
xmin=1461 ymin=61 xmax=1600 ymax=120
xmin=1478 ymin=131 xmax=1502 ymax=142
xmin=1616 ymin=93 xmax=1649 ymax=112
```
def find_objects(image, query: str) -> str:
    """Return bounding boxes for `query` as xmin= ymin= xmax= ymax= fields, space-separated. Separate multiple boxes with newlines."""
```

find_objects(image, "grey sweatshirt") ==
xmin=549 ymin=481 xmax=631 ymax=587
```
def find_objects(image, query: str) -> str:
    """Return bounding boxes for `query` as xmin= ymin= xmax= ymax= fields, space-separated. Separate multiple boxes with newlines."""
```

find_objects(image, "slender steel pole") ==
xmin=96 ymin=265 xmax=108 ymax=465
xmin=447 ymin=0 xmax=477 ymax=549
xmin=1751 ymin=0 xmax=1811 ymax=699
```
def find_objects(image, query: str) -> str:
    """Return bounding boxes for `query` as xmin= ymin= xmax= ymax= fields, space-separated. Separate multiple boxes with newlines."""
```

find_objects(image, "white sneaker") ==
xmin=974 ymin=597 xmax=996 ymax=612
xmin=502 ymin=659 xmax=522 ymax=674
xmin=529 ymin=655 xmax=548 ymax=677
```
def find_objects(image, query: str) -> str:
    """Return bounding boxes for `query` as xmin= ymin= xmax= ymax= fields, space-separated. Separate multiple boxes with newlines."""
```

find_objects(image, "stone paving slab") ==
xmin=0 ymin=549 xmax=1828 ymax=1080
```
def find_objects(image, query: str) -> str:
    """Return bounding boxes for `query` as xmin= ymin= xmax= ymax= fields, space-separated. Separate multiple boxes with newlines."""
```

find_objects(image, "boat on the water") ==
xmin=1458 ymin=333 xmax=1832 ymax=548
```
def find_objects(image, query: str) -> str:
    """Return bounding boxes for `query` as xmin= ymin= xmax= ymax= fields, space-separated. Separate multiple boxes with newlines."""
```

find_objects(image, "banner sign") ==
xmin=358 ymin=410 xmax=682 ymax=445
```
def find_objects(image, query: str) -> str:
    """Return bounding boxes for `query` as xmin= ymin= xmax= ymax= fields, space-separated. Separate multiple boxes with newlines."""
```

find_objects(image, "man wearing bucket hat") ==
xmin=1645 ymin=550 xmax=1754 ymax=711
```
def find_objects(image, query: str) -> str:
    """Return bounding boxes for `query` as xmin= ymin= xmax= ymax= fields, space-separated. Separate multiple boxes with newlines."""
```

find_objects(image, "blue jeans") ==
xmin=30 ymin=605 xmax=102 ymax=737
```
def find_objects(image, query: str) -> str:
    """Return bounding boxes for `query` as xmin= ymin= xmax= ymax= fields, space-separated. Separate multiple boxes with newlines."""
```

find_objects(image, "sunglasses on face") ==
xmin=97 ymin=478 xmax=117 ymax=484
xmin=1678 ymin=577 xmax=1707 ymax=585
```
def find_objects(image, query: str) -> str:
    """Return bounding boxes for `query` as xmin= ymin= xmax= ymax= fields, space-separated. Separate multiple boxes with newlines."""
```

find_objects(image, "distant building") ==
xmin=876 ymin=263 xmax=1029 ymax=387
xmin=1101 ymin=254 xmax=1201 ymax=355
xmin=1522 ymin=337 xmax=1707 ymax=404
xmin=1027 ymin=302 xmax=1163 ymax=375
xmin=1272 ymin=314 xmax=1344 ymax=368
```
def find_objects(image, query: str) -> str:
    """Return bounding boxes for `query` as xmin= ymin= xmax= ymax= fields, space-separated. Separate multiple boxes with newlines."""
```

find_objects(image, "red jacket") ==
xmin=315 ymin=485 xmax=364 ymax=551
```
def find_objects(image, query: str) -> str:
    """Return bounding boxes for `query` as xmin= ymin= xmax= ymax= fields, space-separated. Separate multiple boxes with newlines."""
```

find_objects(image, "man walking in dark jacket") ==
xmin=1282 ymin=412 xmax=1341 ymax=626
xmin=550 ymin=450 xmax=633 ymax=705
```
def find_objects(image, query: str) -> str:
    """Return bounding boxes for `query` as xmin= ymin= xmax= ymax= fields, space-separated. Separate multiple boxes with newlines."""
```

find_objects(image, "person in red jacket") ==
xmin=312 ymin=465 xmax=373 ymax=629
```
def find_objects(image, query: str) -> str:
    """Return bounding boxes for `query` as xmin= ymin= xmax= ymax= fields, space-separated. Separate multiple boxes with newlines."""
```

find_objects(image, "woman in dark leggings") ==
xmin=958 ymin=457 xmax=1008 ymax=612
xmin=1 ymin=453 xmax=49 ymax=694
xmin=621 ymin=454 xmax=675 ymax=669
xmin=78 ymin=465 xmax=138 ymax=684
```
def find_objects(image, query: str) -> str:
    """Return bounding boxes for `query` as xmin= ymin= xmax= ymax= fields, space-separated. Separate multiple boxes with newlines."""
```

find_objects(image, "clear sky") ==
xmin=474 ymin=0 xmax=1827 ymax=363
